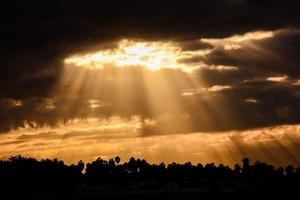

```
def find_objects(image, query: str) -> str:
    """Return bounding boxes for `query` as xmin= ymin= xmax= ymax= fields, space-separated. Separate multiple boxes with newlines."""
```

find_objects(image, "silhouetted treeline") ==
xmin=1 ymin=155 xmax=300 ymax=199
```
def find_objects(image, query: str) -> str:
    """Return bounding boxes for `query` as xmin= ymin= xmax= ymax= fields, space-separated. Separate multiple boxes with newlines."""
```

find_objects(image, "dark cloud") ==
xmin=203 ymin=30 xmax=300 ymax=76
xmin=179 ymin=40 xmax=213 ymax=51
xmin=1 ymin=0 xmax=300 ymax=97
xmin=1 ymin=0 xmax=300 ymax=133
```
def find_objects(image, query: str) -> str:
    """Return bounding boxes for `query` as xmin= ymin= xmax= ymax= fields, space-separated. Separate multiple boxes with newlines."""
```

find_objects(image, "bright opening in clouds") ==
xmin=64 ymin=39 xmax=210 ymax=72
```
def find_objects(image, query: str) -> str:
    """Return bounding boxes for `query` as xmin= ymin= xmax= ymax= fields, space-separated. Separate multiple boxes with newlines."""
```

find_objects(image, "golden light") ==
xmin=266 ymin=75 xmax=288 ymax=82
xmin=202 ymin=30 xmax=275 ymax=50
xmin=6 ymin=30 xmax=299 ymax=167
xmin=2 ymin=122 xmax=300 ymax=166
xmin=64 ymin=39 xmax=208 ymax=72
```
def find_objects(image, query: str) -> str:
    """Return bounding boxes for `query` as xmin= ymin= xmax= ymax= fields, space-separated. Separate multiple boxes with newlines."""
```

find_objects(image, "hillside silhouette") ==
xmin=1 ymin=155 xmax=300 ymax=199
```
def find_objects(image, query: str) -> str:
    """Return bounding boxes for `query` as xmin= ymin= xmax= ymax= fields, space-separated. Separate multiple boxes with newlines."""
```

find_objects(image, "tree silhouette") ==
xmin=1 ymin=155 xmax=300 ymax=199
xmin=115 ymin=156 xmax=121 ymax=164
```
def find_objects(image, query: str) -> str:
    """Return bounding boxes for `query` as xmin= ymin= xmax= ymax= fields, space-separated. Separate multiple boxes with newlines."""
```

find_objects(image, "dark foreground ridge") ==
xmin=1 ymin=156 xmax=300 ymax=199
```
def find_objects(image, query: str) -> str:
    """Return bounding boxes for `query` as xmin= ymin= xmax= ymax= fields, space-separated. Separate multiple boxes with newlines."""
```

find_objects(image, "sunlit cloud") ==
xmin=64 ymin=39 xmax=210 ymax=72
xmin=205 ymin=85 xmax=232 ymax=92
xmin=243 ymin=74 xmax=292 ymax=84
xmin=202 ymin=30 xmax=275 ymax=47
xmin=292 ymin=80 xmax=300 ymax=86
xmin=206 ymin=65 xmax=239 ymax=71
xmin=245 ymin=98 xmax=259 ymax=104
xmin=0 ymin=99 xmax=23 ymax=108
xmin=88 ymin=99 xmax=112 ymax=109
xmin=226 ymin=31 xmax=275 ymax=42
xmin=224 ymin=44 xmax=242 ymax=50
xmin=266 ymin=75 xmax=288 ymax=82
xmin=1 ymin=123 xmax=300 ymax=167
xmin=182 ymin=85 xmax=232 ymax=96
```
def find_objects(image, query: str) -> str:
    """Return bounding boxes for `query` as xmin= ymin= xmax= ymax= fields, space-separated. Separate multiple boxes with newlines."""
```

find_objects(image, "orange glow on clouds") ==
xmin=202 ymin=30 xmax=275 ymax=50
xmin=3 ymin=29 xmax=300 ymax=167
xmin=64 ymin=39 xmax=210 ymax=72
xmin=1 ymin=120 xmax=300 ymax=167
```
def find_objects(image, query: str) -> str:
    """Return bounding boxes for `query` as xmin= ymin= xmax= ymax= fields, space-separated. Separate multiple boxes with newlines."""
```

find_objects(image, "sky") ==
xmin=1 ymin=0 xmax=300 ymax=166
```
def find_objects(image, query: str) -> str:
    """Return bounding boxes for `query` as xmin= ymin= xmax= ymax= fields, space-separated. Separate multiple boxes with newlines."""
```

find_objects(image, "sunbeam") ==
xmin=3 ymin=28 xmax=300 ymax=169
